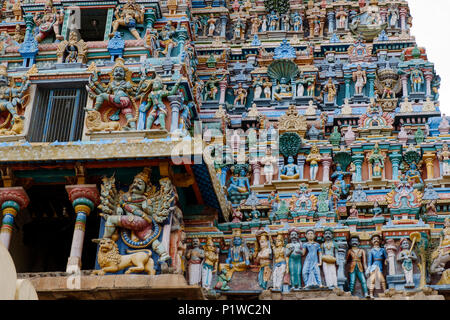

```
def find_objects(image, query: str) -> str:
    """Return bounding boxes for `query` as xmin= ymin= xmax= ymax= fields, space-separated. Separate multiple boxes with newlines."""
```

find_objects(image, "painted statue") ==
xmin=227 ymin=168 xmax=250 ymax=200
xmin=204 ymin=73 xmax=226 ymax=101
xmin=110 ymin=0 xmax=145 ymax=40
xmin=263 ymin=78 xmax=272 ymax=99
xmin=272 ymin=234 xmax=287 ymax=291
xmin=321 ymin=228 xmax=338 ymax=288
xmin=33 ymin=0 xmax=64 ymax=42
xmin=302 ymin=229 xmax=322 ymax=288
xmin=231 ymin=207 xmax=243 ymax=223
xmin=291 ymin=12 xmax=303 ymax=32
xmin=158 ymin=21 xmax=178 ymax=57
xmin=261 ymin=148 xmax=277 ymax=184
xmin=207 ymin=14 xmax=217 ymax=37
xmin=251 ymin=16 xmax=262 ymax=35
xmin=186 ymin=238 xmax=205 ymax=285
xmin=331 ymin=164 xmax=351 ymax=198
xmin=268 ymin=11 xmax=279 ymax=31
xmin=336 ymin=6 xmax=348 ymax=29
xmin=273 ymin=78 xmax=293 ymax=101
xmin=233 ymin=83 xmax=247 ymax=106
xmin=254 ymin=232 xmax=272 ymax=290
xmin=323 ymin=78 xmax=337 ymax=103
xmin=366 ymin=234 xmax=387 ymax=298
xmin=306 ymin=145 xmax=322 ymax=181
xmin=286 ymin=229 xmax=303 ymax=290
xmin=347 ymin=236 xmax=369 ymax=297
xmin=371 ymin=201 xmax=382 ymax=217
xmin=280 ymin=156 xmax=300 ymax=180
xmin=397 ymin=238 xmax=418 ymax=288
xmin=385 ymin=238 xmax=397 ymax=276
xmin=253 ymin=75 xmax=264 ymax=99
xmin=410 ymin=68 xmax=424 ymax=93
xmin=98 ymin=168 xmax=172 ymax=265
xmin=353 ymin=65 xmax=367 ymax=96
xmin=438 ymin=143 xmax=450 ymax=176
xmin=221 ymin=229 xmax=250 ymax=279
xmin=368 ymin=143 xmax=385 ymax=178
xmin=87 ymin=58 xmax=138 ymax=130
xmin=202 ymin=236 xmax=219 ymax=290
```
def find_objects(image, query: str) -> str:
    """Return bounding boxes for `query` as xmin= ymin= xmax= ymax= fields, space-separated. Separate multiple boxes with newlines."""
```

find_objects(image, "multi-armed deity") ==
xmin=110 ymin=0 xmax=145 ymax=40
xmin=33 ymin=0 xmax=64 ymax=42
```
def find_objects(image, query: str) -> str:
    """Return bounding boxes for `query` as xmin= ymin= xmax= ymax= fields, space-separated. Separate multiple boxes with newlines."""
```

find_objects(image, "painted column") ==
xmin=344 ymin=73 xmax=352 ymax=99
xmin=251 ymin=161 xmax=261 ymax=186
xmin=367 ymin=72 xmax=376 ymax=98
xmin=0 ymin=187 xmax=29 ymax=250
xmin=327 ymin=11 xmax=335 ymax=34
xmin=425 ymin=73 xmax=433 ymax=97
xmin=389 ymin=152 xmax=402 ymax=181
xmin=61 ymin=8 xmax=72 ymax=40
xmin=278 ymin=157 xmax=285 ymax=180
xmin=168 ymin=94 xmax=183 ymax=132
xmin=219 ymin=79 xmax=228 ymax=104
xmin=65 ymin=185 xmax=100 ymax=273
xmin=104 ymin=8 xmax=114 ymax=41
xmin=399 ymin=7 xmax=407 ymax=31
xmin=423 ymin=152 xmax=436 ymax=180
xmin=322 ymin=155 xmax=332 ymax=183
xmin=380 ymin=7 xmax=388 ymax=24
xmin=145 ymin=10 xmax=156 ymax=30
xmin=336 ymin=241 xmax=348 ymax=290
xmin=298 ymin=155 xmax=306 ymax=180
xmin=401 ymin=74 xmax=408 ymax=98
xmin=352 ymin=154 xmax=365 ymax=182
xmin=220 ymin=16 xmax=228 ymax=38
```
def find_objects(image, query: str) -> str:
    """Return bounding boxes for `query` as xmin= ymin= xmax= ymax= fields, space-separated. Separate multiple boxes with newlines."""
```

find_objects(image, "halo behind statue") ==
xmin=267 ymin=59 xmax=299 ymax=82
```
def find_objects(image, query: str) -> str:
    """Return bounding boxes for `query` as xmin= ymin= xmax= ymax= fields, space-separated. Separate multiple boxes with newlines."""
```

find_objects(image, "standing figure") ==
xmin=251 ymin=16 xmax=262 ymax=35
xmin=295 ymin=74 xmax=305 ymax=97
xmin=207 ymin=14 xmax=217 ymax=37
xmin=336 ymin=6 xmax=348 ymax=29
xmin=204 ymin=73 xmax=226 ymax=101
xmin=347 ymin=236 xmax=369 ymax=297
xmin=186 ymin=238 xmax=205 ymax=285
xmin=306 ymin=145 xmax=322 ymax=181
xmin=261 ymin=15 xmax=268 ymax=32
xmin=285 ymin=229 xmax=303 ymax=290
xmin=349 ymin=204 xmax=359 ymax=219
xmin=272 ymin=234 xmax=287 ymax=291
xmin=291 ymin=12 xmax=303 ymax=32
xmin=233 ymin=17 xmax=245 ymax=41
xmin=388 ymin=6 xmax=399 ymax=28
xmin=302 ymin=229 xmax=322 ymax=288
xmin=281 ymin=14 xmax=290 ymax=31
xmin=268 ymin=11 xmax=279 ymax=31
xmin=263 ymin=78 xmax=272 ymax=99
xmin=110 ymin=0 xmax=145 ymax=40
xmin=305 ymin=75 xmax=316 ymax=97
xmin=410 ymin=68 xmax=424 ymax=93
xmin=233 ymin=83 xmax=248 ymax=106
xmin=261 ymin=148 xmax=277 ymax=184
xmin=254 ymin=232 xmax=273 ymax=290
xmin=321 ymin=228 xmax=338 ymax=288
xmin=366 ymin=234 xmax=387 ymax=298
xmin=231 ymin=207 xmax=243 ymax=223
xmin=385 ymin=238 xmax=398 ymax=276
xmin=202 ymin=237 xmax=219 ymax=290
xmin=323 ymin=78 xmax=337 ymax=103
xmin=353 ymin=65 xmax=367 ymax=96
xmin=397 ymin=238 xmax=418 ymax=288
xmin=253 ymin=75 xmax=264 ymax=99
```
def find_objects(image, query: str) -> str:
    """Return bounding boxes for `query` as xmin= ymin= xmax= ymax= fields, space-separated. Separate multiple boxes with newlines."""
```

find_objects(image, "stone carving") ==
xmin=110 ymin=0 xmax=145 ymax=40
xmin=56 ymin=31 xmax=87 ymax=64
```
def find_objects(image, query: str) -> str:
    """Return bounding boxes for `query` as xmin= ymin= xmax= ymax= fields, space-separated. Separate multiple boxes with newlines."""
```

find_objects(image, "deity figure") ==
xmin=347 ymin=236 xmax=369 ymax=297
xmin=233 ymin=83 xmax=247 ymax=106
xmin=291 ymin=12 xmax=303 ymax=32
xmin=261 ymin=16 xmax=268 ymax=32
xmin=438 ymin=143 xmax=450 ymax=176
xmin=207 ymin=14 xmax=217 ymax=37
xmin=388 ymin=6 xmax=399 ymax=28
xmin=110 ymin=0 xmax=145 ymax=40
xmin=158 ymin=22 xmax=178 ymax=57
xmin=303 ymin=229 xmax=322 ymax=288
xmin=137 ymin=74 xmax=181 ymax=131
xmin=251 ymin=16 xmax=262 ymax=35
xmin=322 ymin=78 xmax=337 ymax=103
xmin=368 ymin=143 xmax=385 ymax=178
xmin=371 ymin=201 xmax=382 ymax=217
xmin=273 ymin=77 xmax=293 ymax=101
xmin=12 ymin=24 xmax=24 ymax=44
xmin=405 ymin=162 xmax=423 ymax=187
xmin=336 ymin=6 xmax=348 ymax=29
xmin=254 ymin=232 xmax=273 ymax=290
xmin=87 ymin=58 xmax=138 ymax=130
xmin=281 ymin=14 xmax=290 ymax=31
xmin=305 ymin=100 xmax=317 ymax=116
xmin=222 ymin=230 xmax=250 ymax=279
xmin=204 ymin=73 xmax=226 ymax=101
xmin=366 ymin=234 xmax=387 ymax=298
xmin=272 ymin=234 xmax=287 ymax=291
xmin=232 ymin=208 xmax=243 ymax=223
xmin=426 ymin=199 xmax=437 ymax=216
xmin=280 ymin=156 xmax=300 ymax=180
xmin=353 ymin=65 xmax=367 ymax=96
xmin=227 ymin=168 xmax=251 ymax=200
xmin=186 ymin=238 xmax=205 ymax=285
xmin=306 ymin=145 xmax=322 ymax=181
xmin=263 ymin=78 xmax=272 ymax=99
xmin=286 ymin=229 xmax=303 ymax=290
xmin=99 ymin=168 xmax=172 ymax=264
xmin=253 ymin=75 xmax=263 ymax=99
xmin=268 ymin=191 xmax=280 ymax=212
xmin=321 ymin=228 xmax=338 ymax=288
xmin=63 ymin=31 xmax=80 ymax=63
xmin=215 ymin=269 xmax=231 ymax=291
xmin=0 ymin=65 xmax=30 ymax=132
xmin=295 ymin=73 xmax=305 ymax=97
xmin=202 ymin=237 xmax=219 ymax=290
xmin=410 ymin=68 xmax=424 ymax=93
xmin=261 ymin=148 xmax=278 ymax=184
xmin=305 ymin=75 xmax=316 ymax=97
xmin=397 ymin=238 xmax=418 ymax=288
xmin=33 ymin=0 xmax=64 ymax=42
xmin=233 ymin=17 xmax=246 ymax=42
xmin=349 ymin=204 xmax=359 ymax=219
xmin=385 ymin=238 xmax=397 ymax=276
xmin=331 ymin=164 xmax=351 ymax=197
xmin=268 ymin=11 xmax=279 ymax=31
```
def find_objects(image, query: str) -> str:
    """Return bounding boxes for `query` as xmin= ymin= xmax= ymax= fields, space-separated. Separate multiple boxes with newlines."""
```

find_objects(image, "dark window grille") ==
xmin=28 ymin=87 xmax=87 ymax=142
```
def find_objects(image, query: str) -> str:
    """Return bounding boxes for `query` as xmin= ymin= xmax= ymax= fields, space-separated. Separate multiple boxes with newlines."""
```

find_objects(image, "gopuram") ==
xmin=0 ymin=0 xmax=448 ymax=301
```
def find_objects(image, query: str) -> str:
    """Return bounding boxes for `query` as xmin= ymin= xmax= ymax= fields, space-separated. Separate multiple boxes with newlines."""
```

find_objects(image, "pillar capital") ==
xmin=66 ymin=184 xmax=100 ymax=208
xmin=0 ymin=187 xmax=29 ymax=210
xmin=0 ymin=187 xmax=29 ymax=249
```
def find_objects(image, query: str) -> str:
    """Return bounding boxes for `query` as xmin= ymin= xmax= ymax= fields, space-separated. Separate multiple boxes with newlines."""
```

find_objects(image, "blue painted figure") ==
xmin=222 ymin=231 xmax=250 ymax=279
xmin=331 ymin=164 xmax=351 ymax=197
xmin=227 ymin=169 xmax=251 ymax=199
xmin=280 ymin=156 xmax=300 ymax=180
xmin=366 ymin=234 xmax=387 ymax=298
xmin=302 ymin=229 xmax=322 ymax=288
xmin=285 ymin=229 xmax=303 ymax=290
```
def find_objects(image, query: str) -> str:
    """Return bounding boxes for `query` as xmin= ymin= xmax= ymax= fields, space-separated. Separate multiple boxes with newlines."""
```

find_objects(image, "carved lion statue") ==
xmin=0 ymin=117 xmax=24 ymax=136
xmin=85 ymin=110 xmax=121 ymax=133
xmin=91 ymin=238 xmax=156 ymax=275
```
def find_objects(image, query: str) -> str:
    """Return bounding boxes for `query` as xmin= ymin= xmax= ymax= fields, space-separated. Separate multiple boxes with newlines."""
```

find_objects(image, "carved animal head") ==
xmin=93 ymin=238 xmax=118 ymax=253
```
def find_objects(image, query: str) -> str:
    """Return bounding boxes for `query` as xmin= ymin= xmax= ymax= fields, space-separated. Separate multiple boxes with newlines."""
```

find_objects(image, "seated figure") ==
xmin=280 ymin=156 xmax=300 ymax=180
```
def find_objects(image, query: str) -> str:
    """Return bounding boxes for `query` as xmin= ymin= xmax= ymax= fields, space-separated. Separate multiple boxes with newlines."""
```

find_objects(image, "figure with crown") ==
xmin=33 ymin=0 xmax=64 ymax=42
xmin=202 ymin=236 xmax=219 ymax=290
xmin=220 ymin=229 xmax=250 ymax=279
xmin=98 ymin=168 xmax=174 ymax=266
xmin=110 ymin=0 xmax=145 ymax=40
xmin=87 ymin=58 xmax=138 ymax=130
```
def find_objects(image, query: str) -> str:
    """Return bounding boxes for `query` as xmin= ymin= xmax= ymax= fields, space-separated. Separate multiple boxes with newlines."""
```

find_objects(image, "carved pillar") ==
xmin=399 ymin=7 xmax=408 ymax=31
xmin=352 ymin=154 xmax=364 ymax=182
xmin=278 ymin=157 xmax=285 ymax=180
xmin=219 ymin=80 xmax=228 ymax=104
xmin=380 ymin=7 xmax=388 ymax=24
xmin=65 ymin=185 xmax=100 ymax=273
xmin=298 ymin=155 xmax=306 ymax=180
xmin=389 ymin=152 xmax=402 ymax=181
xmin=145 ymin=10 xmax=157 ymax=30
xmin=322 ymin=155 xmax=332 ymax=182
xmin=61 ymin=8 xmax=72 ymax=40
xmin=425 ymin=73 xmax=433 ymax=97
xmin=367 ymin=72 xmax=376 ymax=98
xmin=251 ymin=161 xmax=261 ymax=186
xmin=168 ymin=94 xmax=183 ymax=132
xmin=344 ymin=73 xmax=352 ymax=99
xmin=423 ymin=152 xmax=436 ymax=180
xmin=336 ymin=241 xmax=348 ymax=290
xmin=327 ymin=11 xmax=335 ymax=34
xmin=220 ymin=16 xmax=228 ymax=38
xmin=104 ymin=8 xmax=115 ymax=41
xmin=401 ymin=74 xmax=408 ymax=98
xmin=0 ymin=187 xmax=29 ymax=250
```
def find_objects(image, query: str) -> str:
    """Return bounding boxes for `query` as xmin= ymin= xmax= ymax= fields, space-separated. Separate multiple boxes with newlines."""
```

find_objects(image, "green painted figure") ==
xmin=285 ymin=229 xmax=303 ymax=290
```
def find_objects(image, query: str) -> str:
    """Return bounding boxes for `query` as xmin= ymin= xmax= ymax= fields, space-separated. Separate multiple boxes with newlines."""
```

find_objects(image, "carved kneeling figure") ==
xmin=91 ymin=238 xmax=156 ymax=275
